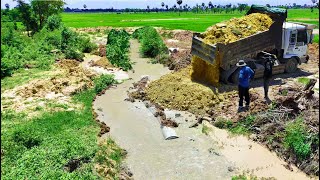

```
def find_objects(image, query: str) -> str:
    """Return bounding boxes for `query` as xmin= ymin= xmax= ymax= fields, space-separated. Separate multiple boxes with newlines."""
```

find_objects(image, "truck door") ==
xmin=295 ymin=30 xmax=308 ymax=58
xmin=286 ymin=29 xmax=297 ymax=55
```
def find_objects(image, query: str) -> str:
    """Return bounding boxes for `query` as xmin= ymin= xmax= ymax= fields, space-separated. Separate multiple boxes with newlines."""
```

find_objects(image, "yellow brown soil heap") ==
xmin=202 ymin=13 xmax=273 ymax=44
xmin=146 ymin=66 xmax=236 ymax=115
xmin=191 ymin=13 xmax=273 ymax=85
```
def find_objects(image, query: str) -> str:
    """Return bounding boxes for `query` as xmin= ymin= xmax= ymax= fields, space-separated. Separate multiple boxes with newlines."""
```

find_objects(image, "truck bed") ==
xmin=191 ymin=22 xmax=280 ymax=71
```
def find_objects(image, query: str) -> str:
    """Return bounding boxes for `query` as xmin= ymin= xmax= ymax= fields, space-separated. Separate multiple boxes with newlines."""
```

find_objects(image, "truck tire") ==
xmin=230 ymin=69 xmax=240 ymax=84
xmin=285 ymin=58 xmax=298 ymax=73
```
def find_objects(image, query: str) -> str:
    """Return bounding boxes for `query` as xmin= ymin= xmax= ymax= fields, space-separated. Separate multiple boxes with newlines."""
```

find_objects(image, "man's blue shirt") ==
xmin=238 ymin=66 xmax=254 ymax=88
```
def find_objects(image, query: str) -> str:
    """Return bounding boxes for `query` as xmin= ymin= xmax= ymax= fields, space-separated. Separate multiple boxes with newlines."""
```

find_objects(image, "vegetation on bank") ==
xmin=106 ymin=29 xmax=132 ymax=70
xmin=1 ymin=15 xmax=96 ymax=78
xmin=1 ymin=73 xmax=125 ymax=179
xmin=132 ymin=26 xmax=168 ymax=63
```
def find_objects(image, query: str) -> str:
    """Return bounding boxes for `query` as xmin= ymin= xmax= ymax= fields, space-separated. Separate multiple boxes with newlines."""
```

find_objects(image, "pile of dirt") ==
xmin=15 ymin=62 xmax=95 ymax=98
xmin=202 ymin=13 xmax=273 ymax=44
xmin=1 ymin=59 xmax=97 ymax=117
xmin=172 ymin=30 xmax=193 ymax=42
xmin=145 ymin=66 xmax=236 ymax=115
xmin=207 ymin=90 xmax=269 ymax=122
xmin=90 ymin=57 xmax=113 ymax=69
xmin=99 ymin=44 xmax=106 ymax=57
xmin=167 ymin=50 xmax=192 ymax=71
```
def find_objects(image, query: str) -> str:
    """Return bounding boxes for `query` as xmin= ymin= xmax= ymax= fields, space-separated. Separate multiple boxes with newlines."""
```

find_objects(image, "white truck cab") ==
xmin=282 ymin=22 xmax=315 ymax=63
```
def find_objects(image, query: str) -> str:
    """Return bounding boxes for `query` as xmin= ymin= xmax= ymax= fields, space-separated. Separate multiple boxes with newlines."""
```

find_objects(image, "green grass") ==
xmin=297 ymin=77 xmax=311 ymax=86
xmin=313 ymin=34 xmax=319 ymax=43
xmin=62 ymin=9 xmax=319 ymax=32
xmin=1 ymin=74 xmax=120 ymax=179
xmin=1 ymin=90 xmax=100 ymax=179
xmin=284 ymin=118 xmax=312 ymax=160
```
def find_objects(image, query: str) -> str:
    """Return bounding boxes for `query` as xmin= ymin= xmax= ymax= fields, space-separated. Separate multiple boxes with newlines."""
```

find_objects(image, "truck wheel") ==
xmin=285 ymin=58 xmax=298 ymax=73
xmin=230 ymin=69 xmax=240 ymax=84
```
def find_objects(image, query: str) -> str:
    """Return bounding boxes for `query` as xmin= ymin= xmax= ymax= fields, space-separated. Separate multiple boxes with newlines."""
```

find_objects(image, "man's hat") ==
xmin=236 ymin=60 xmax=247 ymax=67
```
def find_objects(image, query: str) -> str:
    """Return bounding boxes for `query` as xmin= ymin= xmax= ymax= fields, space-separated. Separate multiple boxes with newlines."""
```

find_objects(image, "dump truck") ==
xmin=191 ymin=5 xmax=316 ymax=84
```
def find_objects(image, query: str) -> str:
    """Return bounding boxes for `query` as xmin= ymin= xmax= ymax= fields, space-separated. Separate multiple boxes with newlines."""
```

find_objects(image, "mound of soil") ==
xmin=145 ymin=66 xmax=236 ymax=115
xmin=202 ymin=13 xmax=273 ymax=44
xmin=99 ymin=44 xmax=106 ymax=57
xmin=90 ymin=57 xmax=113 ymax=69
xmin=167 ymin=50 xmax=192 ymax=71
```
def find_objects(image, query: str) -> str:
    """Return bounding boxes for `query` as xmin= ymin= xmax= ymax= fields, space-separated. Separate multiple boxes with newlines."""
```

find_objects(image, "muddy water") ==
xmin=94 ymin=39 xmax=314 ymax=179
xmin=94 ymin=40 xmax=234 ymax=179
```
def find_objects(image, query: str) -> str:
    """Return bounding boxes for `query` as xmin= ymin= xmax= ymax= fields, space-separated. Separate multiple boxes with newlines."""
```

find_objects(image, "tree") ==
xmin=201 ymin=3 xmax=205 ymax=13
xmin=15 ymin=0 xmax=38 ymax=36
xmin=161 ymin=2 xmax=165 ymax=10
xmin=177 ymin=0 xmax=182 ymax=16
xmin=147 ymin=5 xmax=150 ymax=12
xmin=30 ymin=0 xmax=65 ymax=29
xmin=5 ymin=3 xmax=10 ymax=10
xmin=83 ymin=4 xmax=87 ymax=9
xmin=208 ymin=1 xmax=213 ymax=13
xmin=238 ymin=3 xmax=248 ymax=13
xmin=165 ymin=5 xmax=168 ymax=11
xmin=311 ymin=0 xmax=317 ymax=11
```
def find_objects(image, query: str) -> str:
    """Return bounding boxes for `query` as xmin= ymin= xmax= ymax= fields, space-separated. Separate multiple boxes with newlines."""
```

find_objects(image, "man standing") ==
xmin=263 ymin=56 xmax=276 ymax=102
xmin=237 ymin=60 xmax=255 ymax=112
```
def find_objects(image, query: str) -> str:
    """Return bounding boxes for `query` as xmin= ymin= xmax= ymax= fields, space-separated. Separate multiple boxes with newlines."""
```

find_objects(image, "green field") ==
xmin=62 ymin=9 xmax=319 ymax=32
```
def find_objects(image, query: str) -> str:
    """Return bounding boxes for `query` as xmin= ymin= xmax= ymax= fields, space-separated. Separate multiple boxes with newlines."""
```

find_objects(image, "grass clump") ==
xmin=106 ymin=29 xmax=132 ymax=71
xmin=213 ymin=118 xmax=233 ymax=129
xmin=230 ymin=115 xmax=256 ymax=135
xmin=94 ymin=74 xmax=116 ymax=94
xmin=132 ymin=26 xmax=168 ymax=62
xmin=284 ymin=118 xmax=312 ymax=160
xmin=297 ymin=77 xmax=310 ymax=86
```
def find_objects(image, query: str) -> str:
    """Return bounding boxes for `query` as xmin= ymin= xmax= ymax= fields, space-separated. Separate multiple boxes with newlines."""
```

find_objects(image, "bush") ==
xmin=1 ymin=46 xmax=24 ymax=77
xmin=1 ymin=22 xmax=96 ymax=78
xmin=94 ymin=74 xmax=116 ymax=93
xmin=79 ymin=37 xmax=97 ymax=53
xmin=106 ymin=29 xmax=132 ymax=70
xmin=132 ymin=26 xmax=168 ymax=59
xmin=284 ymin=118 xmax=311 ymax=160
xmin=45 ymin=15 xmax=62 ymax=31
xmin=64 ymin=47 xmax=84 ymax=61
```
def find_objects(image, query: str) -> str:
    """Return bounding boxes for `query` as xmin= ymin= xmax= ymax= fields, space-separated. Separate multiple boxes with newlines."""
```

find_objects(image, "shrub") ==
xmin=94 ymin=74 xmax=116 ymax=93
xmin=284 ymin=118 xmax=311 ymax=160
xmin=132 ymin=26 xmax=168 ymax=59
xmin=106 ymin=29 xmax=132 ymax=70
xmin=79 ymin=37 xmax=97 ymax=53
xmin=45 ymin=15 xmax=62 ymax=31
xmin=1 ymin=46 xmax=24 ymax=77
xmin=64 ymin=47 xmax=84 ymax=61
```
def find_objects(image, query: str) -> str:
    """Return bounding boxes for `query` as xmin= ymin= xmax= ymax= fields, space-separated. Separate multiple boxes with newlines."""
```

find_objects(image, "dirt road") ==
xmin=94 ymin=39 xmax=314 ymax=179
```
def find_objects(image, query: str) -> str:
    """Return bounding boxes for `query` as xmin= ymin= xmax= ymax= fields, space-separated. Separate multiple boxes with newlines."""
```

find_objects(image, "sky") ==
xmin=1 ymin=0 xmax=316 ymax=9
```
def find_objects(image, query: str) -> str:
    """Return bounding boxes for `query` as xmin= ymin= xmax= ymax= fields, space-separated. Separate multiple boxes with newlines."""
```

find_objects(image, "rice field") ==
xmin=62 ymin=9 xmax=319 ymax=32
